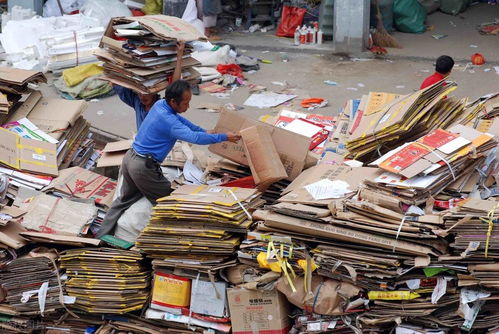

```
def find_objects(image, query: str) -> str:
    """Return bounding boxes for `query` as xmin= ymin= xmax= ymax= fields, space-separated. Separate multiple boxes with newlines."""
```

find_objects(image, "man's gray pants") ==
xmin=96 ymin=149 xmax=172 ymax=238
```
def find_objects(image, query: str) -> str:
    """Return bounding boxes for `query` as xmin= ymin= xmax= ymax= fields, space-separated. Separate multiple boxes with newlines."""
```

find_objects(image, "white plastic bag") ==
xmin=80 ymin=0 xmax=132 ymax=26
xmin=114 ymin=197 xmax=153 ymax=243
xmin=182 ymin=0 xmax=204 ymax=35
xmin=43 ymin=0 xmax=86 ymax=17
xmin=192 ymin=45 xmax=235 ymax=66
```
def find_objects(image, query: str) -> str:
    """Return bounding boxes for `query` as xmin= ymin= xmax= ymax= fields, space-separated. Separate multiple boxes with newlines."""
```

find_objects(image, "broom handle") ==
xmin=374 ymin=0 xmax=383 ymax=24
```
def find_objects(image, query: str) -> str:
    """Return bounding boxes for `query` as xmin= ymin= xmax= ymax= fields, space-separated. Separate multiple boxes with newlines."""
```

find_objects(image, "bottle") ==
xmin=299 ymin=26 xmax=307 ymax=44
xmin=294 ymin=26 xmax=300 ymax=46
xmin=312 ymin=26 xmax=318 ymax=44
xmin=317 ymin=29 xmax=323 ymax=45
xmin=308 ymin=27 xmax=314 ymax=44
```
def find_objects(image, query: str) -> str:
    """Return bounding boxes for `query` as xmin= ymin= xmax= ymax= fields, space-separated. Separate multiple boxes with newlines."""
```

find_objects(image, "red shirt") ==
xmin=420 ymin=72 xmax=445 ymax=89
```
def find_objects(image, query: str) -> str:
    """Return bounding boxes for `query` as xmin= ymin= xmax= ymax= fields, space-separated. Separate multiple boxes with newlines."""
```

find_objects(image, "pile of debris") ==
xmin=0 ymin=14 xmax=499 ymax=334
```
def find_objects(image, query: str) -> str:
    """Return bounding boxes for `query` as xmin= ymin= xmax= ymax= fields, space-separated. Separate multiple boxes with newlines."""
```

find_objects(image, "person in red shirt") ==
xmin=420 ymin=55 xmax=454 ymax=89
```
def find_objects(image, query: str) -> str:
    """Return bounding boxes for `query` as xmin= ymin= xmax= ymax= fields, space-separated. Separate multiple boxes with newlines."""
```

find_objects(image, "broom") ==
xmin=372 ymin=0 xmax=401 ymax=48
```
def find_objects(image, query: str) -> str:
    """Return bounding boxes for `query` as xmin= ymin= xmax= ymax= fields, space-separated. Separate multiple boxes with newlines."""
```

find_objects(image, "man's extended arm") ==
xmin=172 ymin=40 xmax=185 ymax=82
xmin=113 ymin=85 xmax=138 ymax=108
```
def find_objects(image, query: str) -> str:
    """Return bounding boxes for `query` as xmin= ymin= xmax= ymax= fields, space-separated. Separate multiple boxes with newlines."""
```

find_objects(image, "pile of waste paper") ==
xmin=0 ymin=13 xmax=498 ymax=334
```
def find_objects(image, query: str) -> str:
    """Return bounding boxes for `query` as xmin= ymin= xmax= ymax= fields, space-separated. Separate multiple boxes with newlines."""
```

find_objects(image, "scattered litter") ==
xmin=449 ymin=20 xmax=457 ymax=27
xmin=357 ymin=83 xmax=365 ymax=88
xmin=260 ymin=59 xmax=273 ymax=64
xmin=96 ymin=110 xmax=104 ymax=116
xmin=494 ymin=66 xmax=499 ymax=75
xmin=471 ymin=53 xmax=486 ymax=65
xmin=346 ymin=87 xmax=358 ymax=91
xmin=351 ymin=58 xmax=373 ymax=62
xmin=469 ymin=70 xmax=475 ymax=74
xmin=90 ymin=99 xmax=100 ymax=103
xmin=396 ymin=85 xmax=405 ymax=89
xmin=432 ymin=34 xmax=448 ymax=39
xmin=386 ymin=59 xmax=394 ymax=63
xmin=248 ymin=24 xmax=261 ymax=33
xmin=469 ymin=44 xmax=478 ymax=48
xmin=247 ymin=70 xmax=257 ymax=74
xmin=244 ymin=92 xmax=297 ymax=108
xmin=484 ymin=68 xmax=491 ymax=72
xmin=272 ymin=81 xmax=286 ymax=86
xmin=210 ymin=93 xmax=231 ymax=99
xmin=301 ymin=98 xmax=328 ymax=111
xmin=261 ymin=50 xmax=270 ymax=54
xmin=324 ymin=80 xmax=338 ymax=86
xmin=420 ymin=69 xmax=430 ymax=73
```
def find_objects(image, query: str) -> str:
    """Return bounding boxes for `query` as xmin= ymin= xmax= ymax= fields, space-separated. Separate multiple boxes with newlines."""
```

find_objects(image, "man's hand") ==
xmin=226 ymin=131 xmax=241 ymax=143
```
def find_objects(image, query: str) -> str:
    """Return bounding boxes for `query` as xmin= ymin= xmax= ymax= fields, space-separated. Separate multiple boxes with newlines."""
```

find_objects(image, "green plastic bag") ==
xmin=393 ymin=0 xmax=427 ymax=34
xmin=440 ymin=0 xmax=470 ymax=15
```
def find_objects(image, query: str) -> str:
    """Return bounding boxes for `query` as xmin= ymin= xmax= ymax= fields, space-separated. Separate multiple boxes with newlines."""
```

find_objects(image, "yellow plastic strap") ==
xmin=17 ymin=144 xmax=56 ymax=155
xmin=19 ymin=159 xmax=57 ymax=169
xmin=480 ymin=203 xmax=499 ymax=258
xmin=280 ymin=259 xmax=296 ymax=293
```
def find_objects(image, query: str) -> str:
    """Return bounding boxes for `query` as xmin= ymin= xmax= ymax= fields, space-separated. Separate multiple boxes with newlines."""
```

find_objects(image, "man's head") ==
xmin=138 ymin=93 xmax=159 ymax=110
xmin=435 ymin=55 xmax=454 ymax=76
xmin=164 ymin=80 xmax=192 ymax=114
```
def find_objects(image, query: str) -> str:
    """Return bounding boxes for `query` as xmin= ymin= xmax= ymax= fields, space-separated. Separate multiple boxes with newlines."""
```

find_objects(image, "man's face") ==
xmin=170 ymin=90 xmax=192 ymax=114
xmin=139 ymin=93 xmax=157 ymax=108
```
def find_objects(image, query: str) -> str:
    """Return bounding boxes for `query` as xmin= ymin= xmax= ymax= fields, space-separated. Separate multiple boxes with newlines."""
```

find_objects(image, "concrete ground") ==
xmin=37 ymin=2 xmax=499 ymax=140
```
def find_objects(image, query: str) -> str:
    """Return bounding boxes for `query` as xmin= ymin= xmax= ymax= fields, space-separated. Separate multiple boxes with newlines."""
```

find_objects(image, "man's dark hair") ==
xmin=435 ymin=55 xmax=454 ymax=74
xmin=164 ymin=80 xmax=191 ymax=104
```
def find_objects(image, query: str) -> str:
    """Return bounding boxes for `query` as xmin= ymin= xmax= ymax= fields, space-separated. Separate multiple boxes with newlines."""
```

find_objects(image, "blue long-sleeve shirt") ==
xmin=132 ymin=99 xmax=228 ymax=162
xmin=113 ymin=86 xmax=149 ymax=130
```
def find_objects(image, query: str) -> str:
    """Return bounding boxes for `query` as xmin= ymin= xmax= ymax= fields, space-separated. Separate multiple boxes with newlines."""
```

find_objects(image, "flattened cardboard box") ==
xmin=100 ymin=15 xmax=207 ymax=52
xmin=7 ymin=91 xmax=86 ymax=140
xmin=227 ymin=288 xmax=291 ymax=334
xmin=97 ymin=139 xmax=133 ymax=168
xmin=209 ymin=111 xmax=311 ymax=181
xmin=280 ymin=164 xmax=382 ymax=206
xmin=241 ymin=125 xmax=288 ymax=188
xmin=0 ymin=127 xmax=58 ymax=176
xmin=46 ymin=167 xmax=117 ymax=208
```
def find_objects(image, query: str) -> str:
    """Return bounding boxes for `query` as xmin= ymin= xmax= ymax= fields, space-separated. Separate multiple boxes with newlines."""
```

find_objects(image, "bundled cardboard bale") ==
xmin=59 ymin=248 xmax=150 ymax=314
xmin=136 ymin=185 xmax=264 ymax=261
xmin=0 ymin=249 xmax=69 ymax=316
xmin=346 ymin=81 xmax=464 ymax=162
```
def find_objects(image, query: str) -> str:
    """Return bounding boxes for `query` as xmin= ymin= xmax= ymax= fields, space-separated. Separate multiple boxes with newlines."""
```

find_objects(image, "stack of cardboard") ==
xmin=96 ymin=15 xmax=203 ymax=94
xmin=0 ymin=253 xmax=68 ymax=316
xmin=2 ymin=90 xmax=96 ymax=170
xmin=346 ymin=81 xmax=463 ymax=162
xmin=136 ymin=185 xmax=264 ymax=260
xmin=0 ymin=67 xmax=46 ymax=116
xmin=365 ymin=125 xmax=497 ymax=205
xmin=44 ymin=167 xmax=117 ymax=235
xmin=59 ymin=248 xmax=150 ymax=314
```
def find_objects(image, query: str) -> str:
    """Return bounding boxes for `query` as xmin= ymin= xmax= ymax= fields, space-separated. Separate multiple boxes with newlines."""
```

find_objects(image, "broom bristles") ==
xmin=372 ymin=1 xmax=401 ymax=48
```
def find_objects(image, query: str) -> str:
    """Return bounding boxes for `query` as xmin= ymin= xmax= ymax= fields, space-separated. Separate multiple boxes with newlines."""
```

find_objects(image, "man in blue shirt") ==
xmin=96 ymin=80 xmax=240 ymax=238
xmin=113 ymin=41 xmax=186 ymax=131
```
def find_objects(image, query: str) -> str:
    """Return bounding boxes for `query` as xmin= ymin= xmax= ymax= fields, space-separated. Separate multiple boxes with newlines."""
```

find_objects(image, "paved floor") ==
xmin=37 ymin=2 xmax=499 ymax=140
